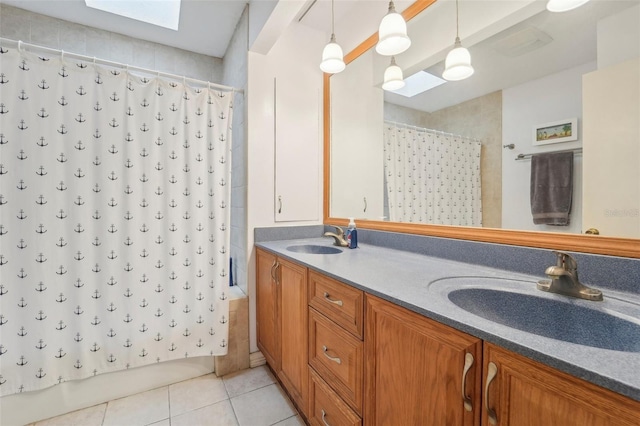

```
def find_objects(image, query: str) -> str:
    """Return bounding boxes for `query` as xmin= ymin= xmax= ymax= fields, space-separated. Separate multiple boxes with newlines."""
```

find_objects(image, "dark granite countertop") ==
xmin=256 ymin=237 xmax=640 ymax=402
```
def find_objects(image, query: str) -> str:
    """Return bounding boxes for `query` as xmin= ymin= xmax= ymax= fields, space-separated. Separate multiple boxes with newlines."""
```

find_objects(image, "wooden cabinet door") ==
xmin=256 ymin=249 xmax=280 ymax=371
xmin=278 ymin=258 xmax=309 ymax=416
xmin=365 ymin=295 xmax=482 ymax=426
xmin=483 ymin=343 xmax=640 ymax=426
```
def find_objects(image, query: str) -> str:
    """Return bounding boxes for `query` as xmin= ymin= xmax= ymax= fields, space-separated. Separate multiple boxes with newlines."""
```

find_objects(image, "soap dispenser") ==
xmin=346 ymin=217 xmax=358 ymax=249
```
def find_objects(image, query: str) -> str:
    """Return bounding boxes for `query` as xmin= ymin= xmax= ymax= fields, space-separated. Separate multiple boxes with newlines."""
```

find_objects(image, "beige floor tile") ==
xmin=34 ymin=404 xmax=106 ymax=426
xmin=230 ymin=384 xmax=296 ymax=426
xmin=272 ymin=415 xmax=306 ymax=426
xmin=169 ymin=373 xmax=229 ymax=417
xmin=103 ymin=387 xmax=169 ymax=426
xmin=146 ymin=419 xmax=171 ymax=426
xmin=171 ymin=400 xmax=238 ymax=426
xmin=223 ymin=365 xmax=275 ymax=398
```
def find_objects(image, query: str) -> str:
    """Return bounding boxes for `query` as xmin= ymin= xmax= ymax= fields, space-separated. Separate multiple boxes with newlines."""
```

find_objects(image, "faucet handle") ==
xmin=328 ymin=225 xmax=344 ymax=237
xmin=552 ymin=250 xmax=577 ymax=271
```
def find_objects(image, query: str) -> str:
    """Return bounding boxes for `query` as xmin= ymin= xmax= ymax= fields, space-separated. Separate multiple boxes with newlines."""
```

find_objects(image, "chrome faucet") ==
xmin=537 ymin=251 xmax=603 ymax=301
xmin=323 ymin=226 xmax=348 ymax=247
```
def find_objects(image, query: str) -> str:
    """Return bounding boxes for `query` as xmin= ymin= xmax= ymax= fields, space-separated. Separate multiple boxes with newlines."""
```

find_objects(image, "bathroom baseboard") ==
xmin=250 ymin=351 xmax=266 ymax=368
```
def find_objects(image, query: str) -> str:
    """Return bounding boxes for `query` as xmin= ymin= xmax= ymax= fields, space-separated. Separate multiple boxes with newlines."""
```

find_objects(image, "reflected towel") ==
xmin=530 ymin=151 xmax=573 ymax=225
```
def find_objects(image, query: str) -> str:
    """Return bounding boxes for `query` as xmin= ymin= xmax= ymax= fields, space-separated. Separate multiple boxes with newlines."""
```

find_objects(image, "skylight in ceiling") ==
xmin=389 ymin=70 xmax=447 ymax=97
xmin=85 ymin=0 xmax=181 ymax=30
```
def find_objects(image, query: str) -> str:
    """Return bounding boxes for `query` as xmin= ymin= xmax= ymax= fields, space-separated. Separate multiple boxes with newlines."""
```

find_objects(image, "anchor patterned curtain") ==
xmin=0 ymin=47 xmax=233 ymax=396
xmin=383 ymin=122 xmax=482 ymax=226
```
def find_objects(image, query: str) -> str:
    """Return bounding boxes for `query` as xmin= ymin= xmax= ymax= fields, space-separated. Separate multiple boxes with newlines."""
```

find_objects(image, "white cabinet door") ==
xmin=274 ymin=78 xmax=321 ymax=222
xmin=330 ymin=49 xmax=385 ymax=221
xmin=582 ymin=58 xmax=639 ymax=238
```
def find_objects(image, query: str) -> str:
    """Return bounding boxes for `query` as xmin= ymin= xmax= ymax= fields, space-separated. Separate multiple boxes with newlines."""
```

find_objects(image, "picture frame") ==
xmin=533 ymin=118 xmax=578 ymax=145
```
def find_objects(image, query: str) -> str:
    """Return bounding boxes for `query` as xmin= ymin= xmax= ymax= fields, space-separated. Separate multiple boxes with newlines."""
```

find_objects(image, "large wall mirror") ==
xmin=324 ymin=0 xmax=640 ymax=258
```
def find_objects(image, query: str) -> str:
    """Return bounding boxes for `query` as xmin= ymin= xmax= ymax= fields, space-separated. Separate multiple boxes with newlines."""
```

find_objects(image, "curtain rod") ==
xmin=515 ymin=147 xmax=583 ymax=161
xmin=0 ymin=37 xmax=244 ymax=95
xmin=385 ymin=120 xmax=481 ymax=144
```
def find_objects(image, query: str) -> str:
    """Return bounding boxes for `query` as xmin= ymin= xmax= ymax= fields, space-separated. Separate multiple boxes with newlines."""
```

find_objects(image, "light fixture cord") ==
xmin=455 ymin=0 xmax=460 ymax=40
xmin=331 ymin=0 xmax=335 ymax=36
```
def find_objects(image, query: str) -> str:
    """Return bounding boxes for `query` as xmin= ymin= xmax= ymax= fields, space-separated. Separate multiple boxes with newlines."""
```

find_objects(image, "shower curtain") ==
xmin=383 ymin=122 xmax=482 ymax=226
xmin=0 ymin=46 xmax=232 ymax=395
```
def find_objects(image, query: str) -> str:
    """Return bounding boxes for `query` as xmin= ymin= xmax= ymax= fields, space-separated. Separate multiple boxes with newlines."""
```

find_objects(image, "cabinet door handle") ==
xmin=322 ymin=345 xmax=342 ymax=364
xmin=278 ymin=196 xmax=282 ymax=214
xmin=363 ymin=196 xmax=367 ymax=213
xmin=461 ymin=352 xmax=474 ymax=412
xmin=323 ymin=292 xmax=343 ymax=307
xmin=271 ymin=261 xmax=280 ymax=285
xmin=485 ymin=362 xmax=498 ymax=425
xmin=321 ymin=409 xmax=331 ymax=426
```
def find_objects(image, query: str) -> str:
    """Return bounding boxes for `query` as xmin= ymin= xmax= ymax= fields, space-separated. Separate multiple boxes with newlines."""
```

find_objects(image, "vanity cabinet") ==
xmin=308 ymin=271 xmax=365 ymax=425
xmin=256 ymin=251 xmax=640 ymax=425
xmin=364 ymin=295 xmax=482 ymax=426
xmin=255 ymin=249 xmax=309 ymax=416
xmin=482 ymin=343 xmax=640 ymax=426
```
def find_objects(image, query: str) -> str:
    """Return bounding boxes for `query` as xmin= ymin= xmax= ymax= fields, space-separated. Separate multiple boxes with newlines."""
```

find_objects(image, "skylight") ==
xmin=389 ymin=70 xmax=447 ymax=98
xmin=85 ymin=0 xmax=181 ymax=30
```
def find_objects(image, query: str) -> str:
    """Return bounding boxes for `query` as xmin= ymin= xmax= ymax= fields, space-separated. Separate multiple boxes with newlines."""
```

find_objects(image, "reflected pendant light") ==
xmin=320 ymin=0 xmax=345 ymax=74
xmin=546 ymin=0 xmax=591 ymax=12
xmin=382 ymin=56 xmax=405 ymax=91
xmin=376 ymin=1 xmax=411 ymax=56
xmin=442 ymin=0 xmax=474 ymax=81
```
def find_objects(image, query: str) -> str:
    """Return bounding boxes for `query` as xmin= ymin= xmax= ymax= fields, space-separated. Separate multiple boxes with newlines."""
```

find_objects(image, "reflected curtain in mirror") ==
xmin=383 ymin=122 xmax=481 ymax=226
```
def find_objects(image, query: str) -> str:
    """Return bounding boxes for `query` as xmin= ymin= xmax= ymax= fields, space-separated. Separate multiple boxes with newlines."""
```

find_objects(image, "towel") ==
xmin=530 ymin=151 xmax=573 ymax=225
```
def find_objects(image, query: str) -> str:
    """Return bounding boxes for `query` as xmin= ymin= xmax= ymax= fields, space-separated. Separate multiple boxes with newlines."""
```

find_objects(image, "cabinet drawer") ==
xmin=308 ymin=271 xmax=364 ymax=339
xmin=309 ymin=308 xmax=363 ymax=414
xmin=309 ymin=368 xmax=361 ymax=426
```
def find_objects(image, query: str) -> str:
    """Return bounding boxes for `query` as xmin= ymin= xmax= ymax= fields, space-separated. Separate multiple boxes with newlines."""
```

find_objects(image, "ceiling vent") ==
xmin=492 ymin=27 xmax=553 ymax=57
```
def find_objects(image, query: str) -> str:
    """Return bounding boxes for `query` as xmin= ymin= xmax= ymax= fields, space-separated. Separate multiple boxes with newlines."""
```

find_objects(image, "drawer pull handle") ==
xmin=485 ymin=362 xmax=498 ymax=425
xmin=461 ymin=352 xmax=474 ymax=412
xmin=321 ymin=409 xmax=331 ymax=426
xmin=323 ymin=292 xmax=343 ymax=307
xmin=322 ymin=345 xmax=342 ymax=364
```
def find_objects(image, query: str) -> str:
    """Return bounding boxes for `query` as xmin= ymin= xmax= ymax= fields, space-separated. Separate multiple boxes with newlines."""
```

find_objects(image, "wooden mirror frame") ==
xmin=323 ymin=0 xmax=640 ymax=259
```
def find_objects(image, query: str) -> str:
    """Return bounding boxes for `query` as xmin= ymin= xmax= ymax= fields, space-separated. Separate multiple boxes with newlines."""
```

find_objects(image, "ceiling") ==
xmin=0 ymin=0 xmax=419 ymax=60
xmin=1 ymin=0 xmax=248 ymax=57
xmin=384 ymin=0 xmax=640 ymax=113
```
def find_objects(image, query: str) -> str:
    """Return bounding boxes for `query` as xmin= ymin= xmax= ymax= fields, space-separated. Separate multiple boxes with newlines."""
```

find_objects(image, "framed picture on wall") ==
xmin=533 ymin=118 xmax=578 ymax=145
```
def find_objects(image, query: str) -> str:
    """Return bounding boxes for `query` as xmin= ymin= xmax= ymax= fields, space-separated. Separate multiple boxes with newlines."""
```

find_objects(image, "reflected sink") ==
xmin=286 ymin=245 xmax=343 ymax=255
xmin=448 ymin=287 xmax=640 ymax=352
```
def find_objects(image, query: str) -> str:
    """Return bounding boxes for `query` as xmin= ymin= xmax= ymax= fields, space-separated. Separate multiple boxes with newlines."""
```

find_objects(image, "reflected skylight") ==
xmin=389 ymin=70 xmax=447 ymax=97
xmin=85 ymin=0 xmax=181 ymax=30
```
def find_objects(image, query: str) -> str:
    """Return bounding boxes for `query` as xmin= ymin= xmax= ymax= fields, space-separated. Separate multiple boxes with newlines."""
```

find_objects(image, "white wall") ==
xmin=597 ymin=4 xmax=640 ymax=69
xmin=502 ymin=62 xmax=594 ymax=233
xmin=246 ymin=20 xmax=326 ymax=352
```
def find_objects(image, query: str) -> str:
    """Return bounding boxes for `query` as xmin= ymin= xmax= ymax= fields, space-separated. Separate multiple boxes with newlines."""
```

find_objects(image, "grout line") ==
xmin=101 ymin=401 xmax=108 ymax=426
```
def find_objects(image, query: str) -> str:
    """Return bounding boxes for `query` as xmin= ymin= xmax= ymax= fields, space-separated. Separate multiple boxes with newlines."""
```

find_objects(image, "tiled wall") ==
xmin=222 ymin=7 xmax=249 ymax=295
xmin=0 ymin=4 xmax=223 ymax=82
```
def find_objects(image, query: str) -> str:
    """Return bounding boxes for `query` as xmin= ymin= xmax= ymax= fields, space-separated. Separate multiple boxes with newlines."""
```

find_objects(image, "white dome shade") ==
xmin=546 ymin=0 xmax=590 ymax=12
xmin=320 ymin=40 xmax=345 ymax=74
xmin=442 ymin=43 xmax=474 ymax=81
xmin=376 ymin=12 xmax=411 ymax=56
xmin=382 ymin=61 xmax=405 ymax=91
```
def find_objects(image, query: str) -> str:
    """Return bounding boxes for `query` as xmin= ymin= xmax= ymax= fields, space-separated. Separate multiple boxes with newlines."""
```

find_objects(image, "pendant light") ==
xmin=546 ymin=0 xmax=590 ymax=12
xmin=320 ymin=0 xmax=345 ymax=74
xmin=442 ymin=0 xmax=474 ymax=81
xmin=376 ymin=1 xmax=411 ymax=56
xmin=382 ymin=56 xmax=405 ymax=91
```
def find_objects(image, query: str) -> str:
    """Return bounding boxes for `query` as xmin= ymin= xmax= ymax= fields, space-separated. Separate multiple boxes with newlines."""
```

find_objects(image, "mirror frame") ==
xmin=323 ymin=0 xmax=640 ymax=259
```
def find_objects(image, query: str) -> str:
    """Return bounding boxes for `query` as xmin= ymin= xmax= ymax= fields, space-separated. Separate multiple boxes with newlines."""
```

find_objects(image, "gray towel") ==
xmin=530 ymin=151 xmax=573 ymax=225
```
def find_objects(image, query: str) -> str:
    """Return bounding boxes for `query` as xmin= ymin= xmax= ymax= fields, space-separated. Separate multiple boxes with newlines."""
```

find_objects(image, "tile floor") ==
xmin=30 ymin=366 xmax=304 ymax=426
